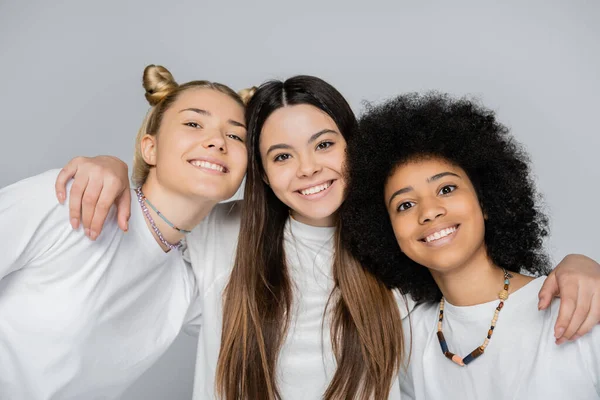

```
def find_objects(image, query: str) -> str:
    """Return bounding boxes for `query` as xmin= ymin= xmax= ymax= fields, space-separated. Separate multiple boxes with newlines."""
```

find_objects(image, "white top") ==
xmin=0 ymin=170 xmax=199 ymax=400
xmin=186 ymin=202 xmax=411 ymax=400
xmin=400 ymin=276 xmax=600 ymax=400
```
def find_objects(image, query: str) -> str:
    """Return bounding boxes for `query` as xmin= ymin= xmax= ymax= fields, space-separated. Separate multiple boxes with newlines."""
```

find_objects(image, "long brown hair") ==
xmin=216 ymin=76 xmax=404 ymax=399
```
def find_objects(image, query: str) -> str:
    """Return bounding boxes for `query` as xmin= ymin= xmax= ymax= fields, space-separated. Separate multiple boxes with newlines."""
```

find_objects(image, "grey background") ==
xmin=1 ymin=0 xmax=598 ymax=398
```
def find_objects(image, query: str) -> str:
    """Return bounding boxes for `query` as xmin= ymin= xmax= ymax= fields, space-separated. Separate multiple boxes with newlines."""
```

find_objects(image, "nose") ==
xmin=418 ymin=198 xmax=446 ymax=224
xmin=296 ymin=153 xmax=322 ymax=178
xmin=202 ymin=131 xmax=227 ymax=153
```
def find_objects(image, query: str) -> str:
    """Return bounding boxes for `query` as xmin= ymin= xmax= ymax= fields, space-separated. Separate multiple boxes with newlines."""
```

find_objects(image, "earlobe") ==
xmin=262 ymin=173 xmax=270 ymax=186
xmin=141 ymin=134 xmax=157 ymax=166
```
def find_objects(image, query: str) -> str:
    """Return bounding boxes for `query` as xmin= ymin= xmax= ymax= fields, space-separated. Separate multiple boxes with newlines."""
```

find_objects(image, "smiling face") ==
xmin=384 ymin=157 xmax=488 ymax=275
xmin=142 ymin=88 xmax=248 ymax=202
xmin=259 ymin=104 xmax=347 ymax=227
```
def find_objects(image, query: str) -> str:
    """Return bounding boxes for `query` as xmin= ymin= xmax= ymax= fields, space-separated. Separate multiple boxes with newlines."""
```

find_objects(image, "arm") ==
xmin=54 ymin=155 xmax=131 ymax=239
xmin=1 ymin=170 xmax=72 ymax=279
xmin=537 ymin=254 xmax=600 ymax=344
xmin=181 ymin=245 xmax=202 ymax=336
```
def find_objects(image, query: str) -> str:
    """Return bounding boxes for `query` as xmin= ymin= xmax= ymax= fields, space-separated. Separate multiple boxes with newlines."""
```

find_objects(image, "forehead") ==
xmin=169 ymin=88 xmax=245 ymax=119
xmin=260 ymin=104 xmax=339 ymax=143
xmin=385 ymin=158 xmax=465 ymax=191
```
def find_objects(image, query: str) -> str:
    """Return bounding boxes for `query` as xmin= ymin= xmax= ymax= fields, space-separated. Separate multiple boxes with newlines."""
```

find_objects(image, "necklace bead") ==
xmin=437 ymin=268 xmax=512 ymax=367
xmin=136 ymin=187 xmax=182 ymax=251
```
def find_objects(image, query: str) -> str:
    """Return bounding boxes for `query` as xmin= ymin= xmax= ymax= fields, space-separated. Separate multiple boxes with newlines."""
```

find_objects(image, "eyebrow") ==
xmin=266 ymin=129 xmax=338 ymax=156
xmin=179 ymin=108 xmax=246 ymax=128
xmin=387 ymin=171 xmax=461 ymax=207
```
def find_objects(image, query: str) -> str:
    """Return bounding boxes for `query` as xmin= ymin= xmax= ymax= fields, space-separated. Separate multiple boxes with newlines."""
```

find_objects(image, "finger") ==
xmin=55 ymin=162 xmax=79 ymax=204
xmin=553 ymin=291 xmax=577 ymax=343
xmin=573 ymin=293 xmax=600 ymax=338
xmin=68 ymin=175 xmax=89 ymax=230
xmin=538 ymin=271 xmax=558 ymax=310
xmin=116 ymin=189 xmax=132 ymax=232
xmin=557 ymin=290 xmax=590 ymax=344
xmin=88 ymin=183 xmax=124 ymax=239
xmin=80 ymin=178 xmax=104 ymax=236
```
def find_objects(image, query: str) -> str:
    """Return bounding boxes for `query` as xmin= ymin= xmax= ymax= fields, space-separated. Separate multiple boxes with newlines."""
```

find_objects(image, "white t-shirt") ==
xmin=186 ymin=202 xmax=411 ymax=400
xmin=400 ymin=276 xmax=600 ymax=400
xmin=0 ymin=170 xmax=199 ymax=400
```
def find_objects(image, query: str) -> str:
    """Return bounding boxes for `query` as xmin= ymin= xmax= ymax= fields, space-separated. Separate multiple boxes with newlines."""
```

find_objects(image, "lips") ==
xmin=188 ymin=159 xmax=228 ymax=173
xmin=297 ymin=180 xmax=334 ymax=196
xmin=420 ymin=224 xmax=460 ymax=243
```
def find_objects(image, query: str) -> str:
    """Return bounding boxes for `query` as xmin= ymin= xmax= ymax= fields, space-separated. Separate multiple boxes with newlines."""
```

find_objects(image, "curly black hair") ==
xmin=341 ymin=92 xmax=550 ymax=303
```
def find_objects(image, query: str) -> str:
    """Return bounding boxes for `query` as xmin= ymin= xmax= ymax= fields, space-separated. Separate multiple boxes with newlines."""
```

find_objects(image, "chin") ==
xmin=188 ymin=184 xmax=234 ymax=202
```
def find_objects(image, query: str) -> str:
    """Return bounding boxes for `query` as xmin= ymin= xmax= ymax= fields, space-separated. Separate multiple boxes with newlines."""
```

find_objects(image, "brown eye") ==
xmin=226 ymin=133 xmax=244 ymax=143
xmin=316 ymin=141 xmax=333 ymax=150
xmin=397 ymin=201 xmax=415 ymax=212
xmin=274 ymin=153 xmax=291 ymax=162
xmin=439 ymin=185 xmax=456 ymax=195
xmin=184 ymin=122 xmax=203 ymax=129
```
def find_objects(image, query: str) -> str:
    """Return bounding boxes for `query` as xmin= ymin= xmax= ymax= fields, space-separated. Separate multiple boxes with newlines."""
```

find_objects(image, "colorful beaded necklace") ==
xmin=136 ymin=187 xmax=183 ymax=251
xmin=436 ymin=268 xmax=512 ymax=366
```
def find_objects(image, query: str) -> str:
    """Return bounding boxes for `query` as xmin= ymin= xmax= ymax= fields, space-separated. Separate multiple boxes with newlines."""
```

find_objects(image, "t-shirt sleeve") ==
xmin=395 ymin=290 xmax=417 ymax=320
xmin=0 ymin=169 xmax=71 ymax=280
xmin=398 ymin=312 xmax=416 ymax=400
xmin=579 ymin=326 xmax=600 ymax=394
xmin=181 ymin=252 xmax=202 ymax=336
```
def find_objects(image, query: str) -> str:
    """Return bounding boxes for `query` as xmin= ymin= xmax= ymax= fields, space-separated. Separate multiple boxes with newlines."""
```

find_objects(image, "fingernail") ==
xmin=555 ymin=327 xmax=565 ymax=339
xmin=57 ymin=192 xmax=65 ymax=203
xmin=85 ymin=228 xmax=90 ymax=237
xmin=71 ymin=218 xmax=79 ymax=229
xmin=555 ymin=337 xmax=567 ymax=345
xmin=570 ymin=334 xmax=581 ymax=341
xmin=90 ymin=230 xmax=97 ymax=241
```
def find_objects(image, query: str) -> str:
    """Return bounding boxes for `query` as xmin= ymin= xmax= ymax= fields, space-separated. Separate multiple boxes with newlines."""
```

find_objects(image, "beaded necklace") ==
xmin=136 ymin=187 xmax=183 ymax=251
xmin=143 ymin=195 xmax=192 ymax=234
xmin=436 ymin=268 xmax=512 ymax=366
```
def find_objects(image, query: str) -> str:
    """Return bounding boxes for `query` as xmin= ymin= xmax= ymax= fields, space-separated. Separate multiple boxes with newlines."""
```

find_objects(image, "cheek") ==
xmin=231 ymin=147 xmax=248 ymax=177
xmin=158 ymin=132 xmax=187 ymax=156
xmin=391 ymin=217 xmax=412 ymax=249
xmin=460 ymin=198 xmax=485 ymax=224
xmin=329 ymin=148 xmax=347 ymax=173
xmin=264 ymin=163 xmax=294 ymax=192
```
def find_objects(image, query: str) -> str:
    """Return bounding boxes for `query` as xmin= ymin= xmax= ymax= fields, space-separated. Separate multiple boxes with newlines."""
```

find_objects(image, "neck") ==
xmin=139 ymin=177 xmax=217 ymax=251
xmin=290 ymin=210 xmax=337 ymax=227
xmin=430 ymin=247 xmax=534 ymax=306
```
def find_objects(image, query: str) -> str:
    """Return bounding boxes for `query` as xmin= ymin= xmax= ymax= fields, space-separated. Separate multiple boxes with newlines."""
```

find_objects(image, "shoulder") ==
xmin=0 ymin=169 xmax=73 ymax=225
xmin=395 ymin=291 xmax=418 ymax=319
xmin=403 ymin=301 xmax=438 ymax=332
xmin=1 ymin=169 xmax=62 ymax=202
xmin=188 ymin=200 xmax=242 ymax=241
xmin=184 ymin=200 xmax=242 ymax=284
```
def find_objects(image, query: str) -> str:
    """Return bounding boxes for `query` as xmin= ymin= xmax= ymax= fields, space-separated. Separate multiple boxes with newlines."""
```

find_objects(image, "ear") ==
xmin=140 ymin=134 xmax=158 ymax=166
xmin=479 ymin=202 xmax=488 ymax=220
xmin=260 ymin=167 xmax=270 ymax=186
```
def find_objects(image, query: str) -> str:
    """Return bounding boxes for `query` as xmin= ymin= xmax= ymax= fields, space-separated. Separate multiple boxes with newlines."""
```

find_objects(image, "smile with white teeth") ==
xmin=423 ymin=225 xmax=458 ymax=243
xmin=189 ymin=160 xmax=226 ymax=173
xmin=299 ymin=181 xmax=332 ymax=196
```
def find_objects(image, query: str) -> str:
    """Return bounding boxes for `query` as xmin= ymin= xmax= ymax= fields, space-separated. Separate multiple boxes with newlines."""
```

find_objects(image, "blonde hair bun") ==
xmin=238 ymin=86 xmax=257 ymax=105
xmin=143 ymin=64 xmax=179 ymax=106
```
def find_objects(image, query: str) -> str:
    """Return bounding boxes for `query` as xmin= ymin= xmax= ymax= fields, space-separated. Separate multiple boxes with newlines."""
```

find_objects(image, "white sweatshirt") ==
xmin=186 ymin=201 xmax=410 ymax=400
xmin=0 ymin=170 xmax=199 ymax=400
xmin=400 ymin=276 xmax=600 ymax=400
